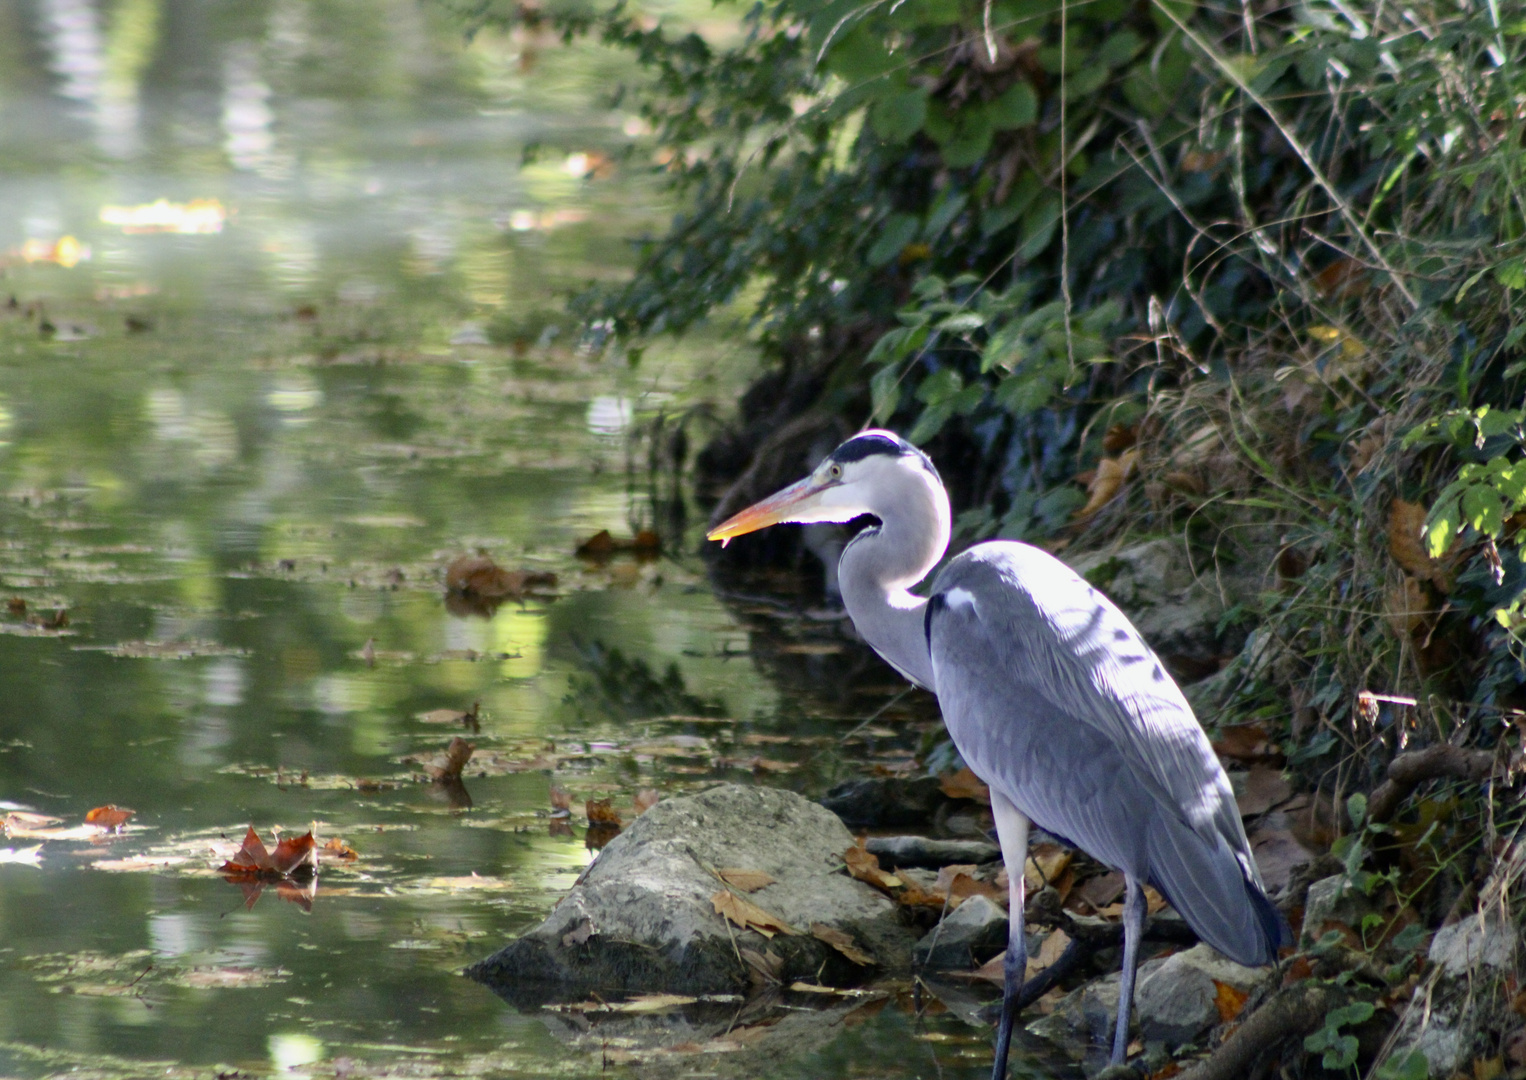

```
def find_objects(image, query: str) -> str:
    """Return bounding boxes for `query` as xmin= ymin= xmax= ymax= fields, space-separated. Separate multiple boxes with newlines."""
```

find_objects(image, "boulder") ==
xmin=1133 ymin=944 xmax=1269 ymax=1046
xmin=467 ymin=784 xmax=916 ymax=1006
xmin=913 ymin=895 xmax=1009 ymax=970
xmin=1027 ymin=970 xmax=1122 ymax=1052
xmin=1428 ymin=912 xmax=1517 ymax=977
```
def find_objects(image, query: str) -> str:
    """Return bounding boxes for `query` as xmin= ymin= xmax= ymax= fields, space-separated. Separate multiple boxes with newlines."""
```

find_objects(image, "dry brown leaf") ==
xmin=1389 ymin=499 xmax=1454 ymax=592
xmin=810 ymin=922 xmax=874 ymax=966
xmin=1385 ymin=575 xmax=1432 ymax=637
xmin=84 ymin=805 xmax=134 ymax=831
xmin=844 ymin=842 xmax=901 ymax=890
xmin=935 ymin=865 xmax=1005 ymax=908
xmin=426 ymin=737 xmax=474 ymax=782
xmin=1073 ymin=448 xmax=1140 ymax=520
xmin=1236 ymin=765 xmax=1294 ymax=817
xmin=1213 ymin=979 xmax=1249 ymax=1022
xmin=1071 ymin=870 xmax=1125 ymax=911
xmin=1212 ymin=721 xmax=1279 ymax=764
xmin=711 ymin=889 xmax=798 ymax=938
xmin=1474 ymin=1057 xmax=1504 ymax=1080
xmin=1023 ymin=843 xmax=1072 ymax=893
xmin=717 ymin=867 xmax=777 ymax=892
xmin=586 ymin=797 xmax=622 ymax=825
xmin=321 ymin=837 xmax=359 ymax=861
xmin=939 ymin=766 xmax=991 ymax=805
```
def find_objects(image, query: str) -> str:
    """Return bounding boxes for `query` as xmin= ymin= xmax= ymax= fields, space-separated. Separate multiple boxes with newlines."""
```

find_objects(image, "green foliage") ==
xmin=1304 ymin=1001 xmax=1375 ymax=1070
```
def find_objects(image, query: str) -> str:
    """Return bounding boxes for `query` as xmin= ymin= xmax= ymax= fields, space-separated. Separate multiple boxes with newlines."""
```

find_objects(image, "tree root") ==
xmin=1368 ymin=744 xmax=1499 ymax=825
xmin=1178 ymin=982 xmax=1347 ymax=1080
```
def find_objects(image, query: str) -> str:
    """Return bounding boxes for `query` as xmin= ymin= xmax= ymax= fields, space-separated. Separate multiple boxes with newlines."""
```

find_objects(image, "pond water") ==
xmin=0 ymin=4 xmax=1040 ymax=1078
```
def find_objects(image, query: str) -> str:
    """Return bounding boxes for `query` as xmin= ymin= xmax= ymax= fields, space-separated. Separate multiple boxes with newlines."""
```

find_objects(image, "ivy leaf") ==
xmin=867 ymin=214 xmax=920 ymax=267
xmin=988 ymin=82 xmax=1038 ymax=129
xmin=1495 ymin=257 xmax=1526 ymax=291
xmin=871 ymin=88 xmax=928 ymax=144
xmin=1424 ymin=494 xmax=1460 ymax=558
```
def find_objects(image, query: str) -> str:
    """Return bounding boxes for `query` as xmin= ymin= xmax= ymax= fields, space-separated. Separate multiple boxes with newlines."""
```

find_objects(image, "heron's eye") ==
xmin=828 ymin=463 xmax=842 ymax=480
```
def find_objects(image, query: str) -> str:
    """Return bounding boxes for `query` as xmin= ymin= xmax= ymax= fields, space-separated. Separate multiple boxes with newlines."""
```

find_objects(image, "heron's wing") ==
xmin=927 ymin=542 xmax=1281 ymax=964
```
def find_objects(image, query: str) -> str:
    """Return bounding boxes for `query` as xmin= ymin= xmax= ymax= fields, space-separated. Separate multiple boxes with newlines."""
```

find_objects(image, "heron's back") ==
xmin=925 ymin=542 xmax=1284 ymax=966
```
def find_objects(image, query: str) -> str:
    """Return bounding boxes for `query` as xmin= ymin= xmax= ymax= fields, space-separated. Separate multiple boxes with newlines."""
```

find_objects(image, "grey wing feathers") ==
xmin=927 ymin=542 xmax=1283 ymax=966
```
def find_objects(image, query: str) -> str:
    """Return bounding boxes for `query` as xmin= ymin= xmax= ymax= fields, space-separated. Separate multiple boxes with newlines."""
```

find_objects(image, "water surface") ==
xmin=0 ymin=4 xmax=1028 ymax=1077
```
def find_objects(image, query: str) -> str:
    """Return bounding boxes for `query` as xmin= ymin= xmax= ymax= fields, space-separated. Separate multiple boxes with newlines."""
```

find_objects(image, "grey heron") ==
xmin=707 ymin=429 xmax=1286 ymax=1077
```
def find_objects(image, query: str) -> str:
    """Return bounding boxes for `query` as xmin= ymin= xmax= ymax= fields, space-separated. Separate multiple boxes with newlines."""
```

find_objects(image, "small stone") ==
xmin=864 ymin=835 xmax=1000 ymax=869
xmin=914 ymin=895 xmax=1009 ymax=970
xmin=1027 ymin=971 xmax=1122 ymax=1052
xmin=1301 ymin=874 xmax=1380 ymax=947
xmin=1428 ymin=912 xmax=1518 ymax=977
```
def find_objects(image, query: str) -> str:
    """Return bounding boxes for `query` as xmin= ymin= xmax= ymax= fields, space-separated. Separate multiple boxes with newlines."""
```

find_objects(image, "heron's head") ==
xmin=706 ymin=430 xmax=946 ymax=546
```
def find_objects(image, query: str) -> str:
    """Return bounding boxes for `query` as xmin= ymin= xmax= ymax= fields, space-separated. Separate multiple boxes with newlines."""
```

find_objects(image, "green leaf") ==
xmin=924 ymin=192 xmax=969 ymax=240
xmin=1462 ymin=483 xmax=1505 ymax=536
xmin=1377 ymin=1050 xmax=1429 ymax=1080
xmin=936 ymin=311 xmax=985 ymax=333
xmin=867 ymin=214 xmax=921 ymax=267
xmin=1019 ymin=193 xmax=1062 ymax=260
xmin=1098 ymin=29 xmax=1147 ymax=68
xmin=1149 ymin=0 xmax=1199 ymax=32
xmin=1495 ymin=257 xmax=1526 ymax=291
xmin=988 ymin=82 xmax=1038 ymax=130
xmin=871 ymin=89 xmax=928 ymax=144
xmin=1347 ymin=792 xmax=1367 ymax=831
xmin=1424 ymin=495 xmax=1460 ymax=558
xmin=908 ymin=400 xmax=954 ymax=443
xmin=916 ymin=368 xmax=963 ymax=404
xmin=941 ymin=109 xmax=995 ymax=167
xmin=870 ymin=365 xmax=903 ymax=423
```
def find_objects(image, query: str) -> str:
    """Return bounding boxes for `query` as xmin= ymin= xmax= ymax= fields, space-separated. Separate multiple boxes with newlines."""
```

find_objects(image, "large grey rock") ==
xmin=1133 ymin=944 xmax=1269 ymax=1046
xmin=821 ymin=775 xmax=950 ymax=827
xmin=913 ymin=895 xmax=1008 ymax=970
xmin=467 ymin=784 xmax=915 ymax=1005
xmin=1428 ymin=912 xmax=1517 ymax=976
xmin=1027 ymin=970 xmax=1122 ymax=1052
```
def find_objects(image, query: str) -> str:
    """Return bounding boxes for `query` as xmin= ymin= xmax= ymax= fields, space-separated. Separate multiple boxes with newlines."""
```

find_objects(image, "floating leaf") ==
xmin=84 ymin=805 xmax=135 ymax=831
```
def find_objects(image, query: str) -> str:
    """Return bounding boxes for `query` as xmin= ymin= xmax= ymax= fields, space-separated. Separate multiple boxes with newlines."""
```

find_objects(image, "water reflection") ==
xmin=0 ymin=3 xmax=1007 ymax=1078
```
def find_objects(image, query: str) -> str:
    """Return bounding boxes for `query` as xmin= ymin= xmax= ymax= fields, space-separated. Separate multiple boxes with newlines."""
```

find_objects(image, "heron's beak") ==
xmin=706 ymin=475 xmax=825 ymax=547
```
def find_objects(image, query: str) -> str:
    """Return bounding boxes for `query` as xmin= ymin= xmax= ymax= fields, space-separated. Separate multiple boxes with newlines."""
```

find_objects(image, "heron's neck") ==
xmin=837 ymin=476 xmax=949 ymax=691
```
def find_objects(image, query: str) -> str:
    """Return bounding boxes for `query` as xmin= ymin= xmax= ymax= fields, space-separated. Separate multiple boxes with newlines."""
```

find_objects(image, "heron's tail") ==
xmin=1145 ymin=817 xmax=1287 ymax=967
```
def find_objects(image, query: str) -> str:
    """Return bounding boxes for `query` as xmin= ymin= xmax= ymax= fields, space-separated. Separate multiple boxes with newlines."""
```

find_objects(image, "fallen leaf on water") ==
xmin=91 ymin=855 xmax=189 ymax=871
xmin=84 ymin=805 xmax=135 ymax=831
xmin=575 ymin=530 xmax=661 ymax=561
xmin=1213 ymin=979 xmax=1249 ymax=1022
xmin=939 ymin=767 xmax=991 ymax=804
xmin=424 ymin=737 xmax=474 ymax=782
xmin=589 ymin=993 xmax=698 ymax=1013
xmin=586 ymin=797 xmax=622 ymax=826
xmin=844 ymin=842 xmax=901 ymax=890
xmin=549 ymin=784 xmax=572 ymax=817
xmin=321 ymin=837 xmax=358 ymax=861
xmin=634 ymin=788 xmax=660 ymax=815
xmin=0 ymin=845 xmax=42 ymax=866
xmin=717 ymin=867 xmax=776 ymax=892
xmin=711 ymin=889 xmax=799 ymax=938
xmin=220 ymin=826 xmax=317 ymax=880
xmin=810 ymin=922 xmax=874 ymax=965
xmin=445 ymin=554 xmax=557 ymax=599
xmin=171 ymin=966 xmax=288 ymax=990
xmin=416 ymin=702 xmax=481 ymax=732
xmin=2 ymin=811 xmax=61 ymax=836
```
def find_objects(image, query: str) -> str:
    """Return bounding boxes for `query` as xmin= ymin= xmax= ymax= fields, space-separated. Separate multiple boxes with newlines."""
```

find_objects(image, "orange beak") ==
xmin=705 ymin=476 xmax=823 ymax=547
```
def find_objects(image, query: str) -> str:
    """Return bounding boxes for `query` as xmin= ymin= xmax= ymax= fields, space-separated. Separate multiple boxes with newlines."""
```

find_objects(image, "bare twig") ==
xmin=1367 ymin=744 xmax=1500 ymax=824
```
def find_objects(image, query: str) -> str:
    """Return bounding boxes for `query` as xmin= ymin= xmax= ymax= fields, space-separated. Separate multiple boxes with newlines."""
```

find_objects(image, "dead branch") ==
xmin=1178 ymin=982 xmax=1347 ymax=1080
xmin=1368 ymin=744 xmax=1499 ymax=824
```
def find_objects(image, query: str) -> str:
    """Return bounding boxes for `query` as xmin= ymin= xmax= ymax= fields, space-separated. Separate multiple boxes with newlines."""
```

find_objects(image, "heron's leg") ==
xmin=1109 ymin=875 xmax=1146 ymax=1066
xmin=989 ymin=791 xmax=1030 ymax=1080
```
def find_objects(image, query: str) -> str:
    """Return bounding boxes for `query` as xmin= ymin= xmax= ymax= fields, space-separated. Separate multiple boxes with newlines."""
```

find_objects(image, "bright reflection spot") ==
xmin=203 ymin=658 xmax=246 ymax=707
xmin=146 ymin=388 xmax=189 ymax=439
xmin=149 ymin=913 xmax=200 ymax=957
xmin=267 ymin=377 xmax=323 ymax=417
xmin=508 ymin=210 xmax=536 ymax=232
xmin=564 ymin=152 xmax=589 ymax=177
xmin=222 ymin=45 xmax=277 ymax=173
xmin=9 ymin=236 xmax=90 ymax=267
xmin=269 ymin=1032 xmax=323 ymax=1079
xmin=100 ymin=198 xmax=226 ymax=235
xmin=586 ymin=396 xmax=631 ymax=436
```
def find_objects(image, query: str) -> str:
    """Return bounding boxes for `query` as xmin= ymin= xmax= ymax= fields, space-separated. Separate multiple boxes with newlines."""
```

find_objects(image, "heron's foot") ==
xmin=1094 ymin=1064 xmax=1143 ymax=1080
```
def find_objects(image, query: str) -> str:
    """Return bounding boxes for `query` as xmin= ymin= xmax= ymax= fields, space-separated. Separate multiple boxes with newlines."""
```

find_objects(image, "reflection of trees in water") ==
xmin=563 ymin=634 xmax=723 ymax=721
